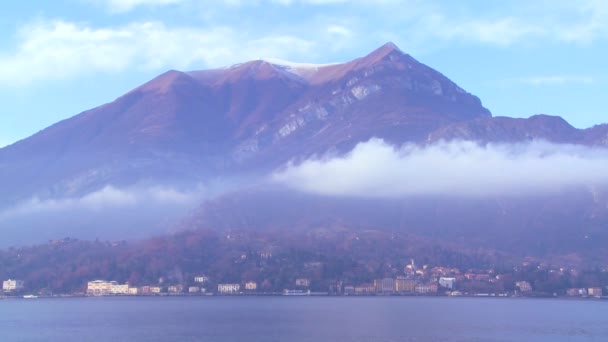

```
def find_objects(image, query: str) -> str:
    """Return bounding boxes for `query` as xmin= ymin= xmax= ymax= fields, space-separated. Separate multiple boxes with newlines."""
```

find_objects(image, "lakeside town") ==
xmin=3 ymin=259 xmax=607 ymax=300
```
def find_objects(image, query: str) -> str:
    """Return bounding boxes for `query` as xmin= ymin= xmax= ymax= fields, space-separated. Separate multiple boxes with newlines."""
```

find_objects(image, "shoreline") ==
xmin=2 ymin=293 xmax=606 ymax=301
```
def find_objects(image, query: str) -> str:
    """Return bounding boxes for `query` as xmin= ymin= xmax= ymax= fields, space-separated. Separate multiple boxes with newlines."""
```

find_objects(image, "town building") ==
xmin=395 ymin=277 xmax=417 ymax=293
xmin=566 ymin=288 xmax=587 ymax=297
xmin=588 ymin=287 xmax=603 ymax=297
xmin=194 ymin=275 xmax=209 ymax=284
xmin=374 ymin=278 xmax=395 ymax=293
xmin=128 ymin=287 xmax=139 ymax=295
xmin=344 ymin=286 xmax=355 ymax=295
xmin=260 ymin=252 xmax=273 ymax=259
xmin=354 ymin=284 xmax=375 ymax=295
xmin=2 ymin=279 xmax=24 ymax=292
xmin=87 ymin=280 xmax=115 ymax=296
xmin=188 ymin=286 xmax=200 ymax=293
xmin=329 ymin=281 xmax=343 ymax=295
xmin=295 ymin=278 xmax=311 ymax=287
xmin=515 ymin=281 xmax=533 ymax=293
xmin=439 ymin=277 xmax=456 ymax=289
xmin=168 ymin=285 xmax=184 ymax=294
xmin=110 ymin=283 xmax=129 ymax=295
xmin=150 ymin=286 xmax=162 ymax=294
xmin=415 ymin=283 xmax=438 ymax=294
xmin=385 ymin=278 xmax=396 ymax=292
xmin=245 ymin=281 xmax=257 ymax=291
xmin=218 ymin=283 xmax=240 ymax=294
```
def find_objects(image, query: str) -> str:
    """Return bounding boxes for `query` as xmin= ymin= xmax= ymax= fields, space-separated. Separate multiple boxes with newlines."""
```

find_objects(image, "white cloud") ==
xmin=272 ymin=139 xmax=608 ymax=198
xmin=327 ymin=25 xmax=351 ymax=36
xmin=0 ymin=185 xmax=199 ymax=220
xmin=2 ymin=1 xmax=605 ymax=86
xmin=95 ymin=0 xmax=390 ymax=11
xmin=554 ymin=0 xmax=608 ymax=43
xmin=421 ymin=15 xmax=546 ymax=47
xmin=95 ymin=0 xmax=185 ymax=12
xmin=0 ymin=19 xmax=316 ymax=85
xmin=519 ymin=75 xmax=595 ymax=86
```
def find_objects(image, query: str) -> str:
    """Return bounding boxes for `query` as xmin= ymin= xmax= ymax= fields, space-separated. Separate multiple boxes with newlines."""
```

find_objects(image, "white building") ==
xmin=245 ymin=281 xmax=257 ymax=290
xmin=87 ymin=280 xmax=130 ymax=296
xmin=194 ymin=275 xmax=209 ymax=284
xmin=439 ymin=277 xmax=456 ymax=289
xmin=168 ymin=285 xmax=184 ymax=293
xmin=516 ymin=281 xmax=533 ymax=293
xmin=218 ymin=283 xmax=240 ymax=294
xmin=110 ymin=283 xmax=129 ymax=295
xmin=87 ymin=280 xmax=115 ymax=296
xmin=2 ymin=279 xmax=24 ymax=292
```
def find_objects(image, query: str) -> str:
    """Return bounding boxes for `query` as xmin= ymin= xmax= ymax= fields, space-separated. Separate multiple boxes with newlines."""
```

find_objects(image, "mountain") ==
xmin=0 ymin=42 xmax=607 ymax=255
xmin=0 ymin=43 xmax=491 ymax=206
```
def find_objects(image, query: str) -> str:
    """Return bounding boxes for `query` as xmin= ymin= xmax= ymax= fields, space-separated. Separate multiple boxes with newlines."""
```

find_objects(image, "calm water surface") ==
xmin=0 ymin=296 xmax=606 ymax=341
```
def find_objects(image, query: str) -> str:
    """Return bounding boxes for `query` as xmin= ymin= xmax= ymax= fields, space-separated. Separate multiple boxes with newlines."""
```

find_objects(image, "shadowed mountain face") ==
xmin=179 ymin=186 xmax=608 ymax=263
xmin=0 ymin=42 xmax=607 ymax=255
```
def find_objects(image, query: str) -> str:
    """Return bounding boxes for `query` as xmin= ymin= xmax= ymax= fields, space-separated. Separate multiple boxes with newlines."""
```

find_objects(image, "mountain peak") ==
xmin=367 ymin=41 xmax=405 ymax=58
xmin=351 ymin=41 xmax=412 ymax=70
xmin=379 ymin=41 xmax=402 ymax=53
xmin=136 ymin=70 xmax=198 ymax=94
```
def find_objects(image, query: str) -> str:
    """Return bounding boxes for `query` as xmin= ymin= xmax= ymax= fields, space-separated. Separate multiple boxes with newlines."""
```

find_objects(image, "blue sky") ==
xmin=1 ymin=0 xmax=606 ymax=147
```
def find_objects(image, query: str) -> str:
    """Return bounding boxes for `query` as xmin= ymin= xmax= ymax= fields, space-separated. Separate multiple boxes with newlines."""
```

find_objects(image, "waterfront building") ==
xmin=110 ymin=283 xmax=129 ymax=295
xmin=395 ymin=277 xmax=417 ymax=293
xmin=189 ymin=286 xmax=200 ymax=293
xmin=344 ymin=286 xmax=355 ymax=295
xmin=588 ymin=287 xmax=603 ymax=297
xmin=128 ymin=287 xmax=139 ymax=295
xmin=374 ymin=278 xmax=395 ymax=293
xmin=515 ymin=281 xmax=533 ymax=293
xmin=168 ymin=285 xmax=184 ymax=293
xmin=566 ymin=288 xmax=587 ymax=297
xmin=218 ymin=283 xmax=240 ymax=294
xmin=2 ymin=279 xmax=24 ymax=292
xmin=354 ymin=284 xmax=375 ymax=295
xmin=295 ymin=278 xmax=311 ymax=287
xmin=245 ymin=281 xmax=257 ymax=291
xmin=415 ymin=283 xmax=438 ymax=294
xmin=194 ymin=275 xmax=209 ymax=284
xmin=150 ymin=286 xmax=162 ymax=294
xmin=87 ymin=280 xmax=115 ymax=296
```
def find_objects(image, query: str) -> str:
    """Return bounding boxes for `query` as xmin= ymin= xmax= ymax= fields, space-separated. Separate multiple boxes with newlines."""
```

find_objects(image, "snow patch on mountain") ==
xmin=263 ymin=58 xmax=339 ymax=78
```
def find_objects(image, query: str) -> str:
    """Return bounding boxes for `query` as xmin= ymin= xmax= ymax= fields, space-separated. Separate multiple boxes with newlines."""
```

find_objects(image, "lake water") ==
xmin=0 ymin=296 xmax=606 ymax=341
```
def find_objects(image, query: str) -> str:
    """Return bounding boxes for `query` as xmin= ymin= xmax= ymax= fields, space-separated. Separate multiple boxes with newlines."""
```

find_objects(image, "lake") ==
xmin=0 ymin=296 xmax=606 ymax=341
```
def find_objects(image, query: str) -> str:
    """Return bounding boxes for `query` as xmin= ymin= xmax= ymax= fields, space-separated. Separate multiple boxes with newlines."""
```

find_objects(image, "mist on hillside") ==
xmin=0 ymin=183 xmax=230 ymax=247
xmin=272 ymin=139 xmax=608 ymax=198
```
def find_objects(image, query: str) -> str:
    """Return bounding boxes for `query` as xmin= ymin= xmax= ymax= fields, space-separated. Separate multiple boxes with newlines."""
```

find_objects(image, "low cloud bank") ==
xmin=0 ymin=184 xmax=217 ymax=246
xmin=0 ymin=185 xmax=199 ymax=220
xmin=272 ymin=139 xmax=608 ymax=198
